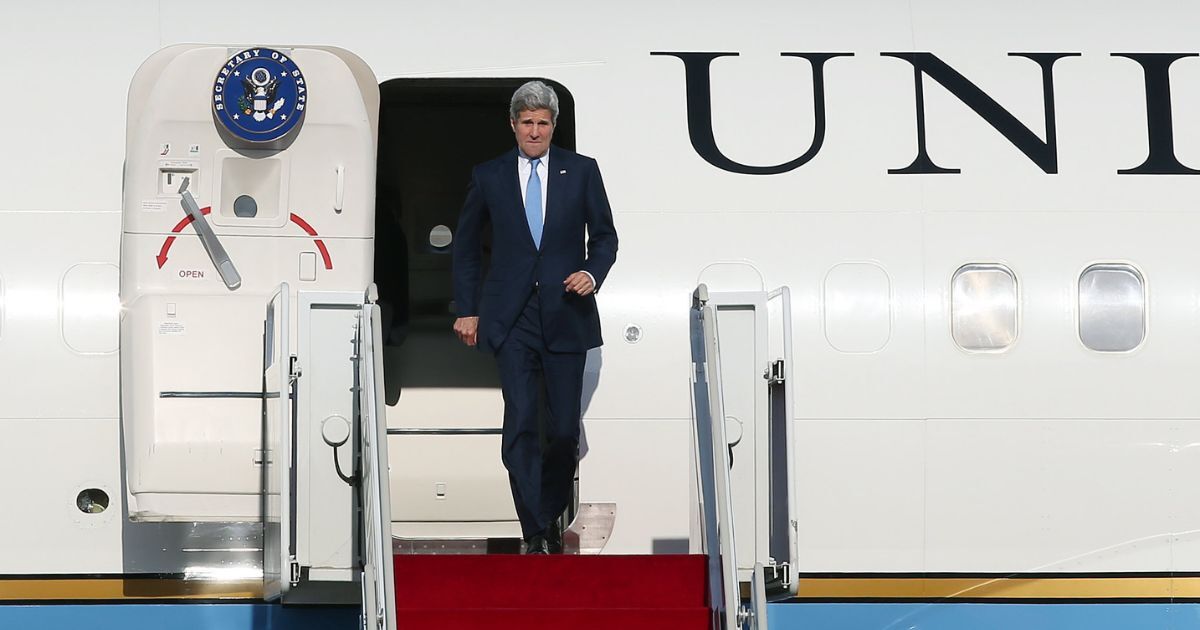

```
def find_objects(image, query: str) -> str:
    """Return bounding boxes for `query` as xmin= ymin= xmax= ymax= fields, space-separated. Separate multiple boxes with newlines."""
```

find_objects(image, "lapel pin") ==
xmin=560 ymin=169 xmax=567 ymax=174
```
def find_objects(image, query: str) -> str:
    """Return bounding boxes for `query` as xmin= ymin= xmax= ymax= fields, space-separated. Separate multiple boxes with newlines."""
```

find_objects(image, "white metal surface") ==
xmin=263 ymin=284 xmax=292 ymax=600
xmin=357 ymin=302 xmax=397 ymax=630
xmin=748 ymin=561 xmax=769 ymax=630
xmin=702 ymin=288 xmax=798 ymax=585
xmin=689 ymin=288 xmax=741 ymax=630
xmin=703 ymin=291 xmax=770 ymax=581
xmin=118 ymin=43 xmax=377 ymax=521
xmin=295 ymin=292 xmax=361 ymax=578
xmin=766 ymin=287 xmax=798 ymax=588
xmin=4 ymin=0 xmax=1200 ymax=585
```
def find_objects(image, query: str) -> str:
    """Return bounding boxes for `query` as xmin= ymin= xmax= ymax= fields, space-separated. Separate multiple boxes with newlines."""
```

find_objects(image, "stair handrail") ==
xmin=690 ymin=284 xmax=743 ymax=630
xmin=354 ymin=289 xmax=397 ymax=630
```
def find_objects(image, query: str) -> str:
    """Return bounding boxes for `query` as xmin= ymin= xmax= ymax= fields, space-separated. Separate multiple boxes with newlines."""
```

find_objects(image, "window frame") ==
xmin=949 ymin=262 xmax=1020 ymax=354
xmin=1076 ymin=262 xmax=1147 ymax=354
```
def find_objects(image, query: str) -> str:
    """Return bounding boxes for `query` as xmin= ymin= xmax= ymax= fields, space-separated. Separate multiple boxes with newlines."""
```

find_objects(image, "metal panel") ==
xmin=924 ymin=419 xmax=1173 ymax=572
xmin=766 ymin=287 xmax=798 ymax=589
xmin=295 ymin=292 xmax=361 ymax=578
xmin=793 ymin=419 xmax=925 ymax=571
xmin=357 ymin=302 xmax=397 ymax=630
xmin=823 ymin=262 xmax=892 ymax=353
xmin=705 ymin=290 xmax=771 ymax=582
xmin=689 ymin=286 xmax=740 ymax=630
xmin=263 ymin=283 xmax=292 ymax=600
xmin=60 ymin=263 xmax=120 ymax=355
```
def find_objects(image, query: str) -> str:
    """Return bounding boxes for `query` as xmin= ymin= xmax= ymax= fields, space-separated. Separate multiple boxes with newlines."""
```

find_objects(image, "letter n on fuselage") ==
xmin=883 ymin=52 xmax=1079 ymax=174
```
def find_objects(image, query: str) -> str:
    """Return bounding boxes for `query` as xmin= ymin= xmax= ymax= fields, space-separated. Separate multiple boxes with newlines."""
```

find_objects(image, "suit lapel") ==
xmin=544 ymin=149 xmax=566 ymax=245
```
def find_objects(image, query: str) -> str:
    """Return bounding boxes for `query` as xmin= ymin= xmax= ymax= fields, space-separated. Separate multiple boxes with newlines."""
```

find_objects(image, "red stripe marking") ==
xmin=315 ymin=240 xmax=333 ymax=270
xmin=158 ymin=207 xmax=212 ymax=267
xmin=170 ymin=207 xmax=211 ymax=233
xmin=159 ymin=209 xmax=334 ymax=270
xmin=290 ymin=213 xmax=333 ymax=269
xmin=289 ymin=213 xmax=318 ymax=236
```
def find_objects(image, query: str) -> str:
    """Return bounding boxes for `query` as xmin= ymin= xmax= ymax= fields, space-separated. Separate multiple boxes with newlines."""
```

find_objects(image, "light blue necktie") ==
xmin=525 ymin=158 xmax=543 ymax=248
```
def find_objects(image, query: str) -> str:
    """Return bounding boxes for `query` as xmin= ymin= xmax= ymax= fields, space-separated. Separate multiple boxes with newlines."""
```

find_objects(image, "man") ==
xmin=452 ymin=81 xmax=618 ymax=554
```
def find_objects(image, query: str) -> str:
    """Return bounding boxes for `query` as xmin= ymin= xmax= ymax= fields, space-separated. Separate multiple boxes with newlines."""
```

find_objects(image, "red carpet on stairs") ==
xmin=393 ymin=554 xmax=711 ymax=629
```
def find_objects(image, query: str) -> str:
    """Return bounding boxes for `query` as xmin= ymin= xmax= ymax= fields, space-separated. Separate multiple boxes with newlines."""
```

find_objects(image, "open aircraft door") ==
xmin=119 ymin=43 xmax=381 ymax=587
xmin=695 ymin=283 xmax=799 ymax=592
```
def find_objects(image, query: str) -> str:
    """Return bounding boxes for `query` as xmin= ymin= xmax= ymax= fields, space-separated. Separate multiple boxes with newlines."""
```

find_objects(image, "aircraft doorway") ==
xmin=374 ymin=78 xmax=577 ymax=541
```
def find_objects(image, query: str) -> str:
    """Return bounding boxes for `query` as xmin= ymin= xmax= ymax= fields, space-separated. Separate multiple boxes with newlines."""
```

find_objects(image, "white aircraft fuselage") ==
xmin=2 ymin=3 xmax=1199 ymax=613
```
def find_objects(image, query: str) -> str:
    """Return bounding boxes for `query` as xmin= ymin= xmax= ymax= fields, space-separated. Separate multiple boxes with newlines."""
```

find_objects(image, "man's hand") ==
xmin=453 ymin=316 xmax=480 ymax=347
xmin=563 ymin=271 xmax=595 ymax=296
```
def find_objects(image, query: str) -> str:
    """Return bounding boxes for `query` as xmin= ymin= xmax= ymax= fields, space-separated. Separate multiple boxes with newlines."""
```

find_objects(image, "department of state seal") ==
xmin=212 ymin=48 xmax=307 ymax=143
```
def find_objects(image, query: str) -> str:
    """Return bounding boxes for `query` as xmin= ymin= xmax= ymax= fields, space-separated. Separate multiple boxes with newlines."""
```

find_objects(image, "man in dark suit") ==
xmin=452 ymin=81 xmax=618 ymax=554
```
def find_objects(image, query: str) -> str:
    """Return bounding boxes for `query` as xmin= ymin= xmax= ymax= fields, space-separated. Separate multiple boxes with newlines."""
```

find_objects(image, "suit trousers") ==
xmin=495 ymin=287 xmax=586 ymax=540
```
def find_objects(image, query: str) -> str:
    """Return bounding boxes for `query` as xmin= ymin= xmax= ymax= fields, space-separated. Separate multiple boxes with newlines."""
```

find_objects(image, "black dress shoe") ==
xmin=524 ymin=534 xmax=549 ymax=555
xmin=545 ymin=525 xmax=563 ymax=554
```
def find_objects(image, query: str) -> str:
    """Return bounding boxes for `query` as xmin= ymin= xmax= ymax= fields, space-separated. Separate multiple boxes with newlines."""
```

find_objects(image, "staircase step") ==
xmin=395 ymin=606 xmax=712 ymax=630
xmin=393 ymin=554 xmax=708 ymax=609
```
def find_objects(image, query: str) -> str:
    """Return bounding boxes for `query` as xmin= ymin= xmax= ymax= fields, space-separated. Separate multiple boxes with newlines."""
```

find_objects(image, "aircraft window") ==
xmin=429 ymin=225 xmax=452 ymax=249
xmin=951 ymin=264 xmax=1017 ymax=352
xmin=1078 ymin=264 xmax=1145 ymax=352
xmin=61 ymin=263 xmax=119 ymax=355
xmin=233 ymin=194 xmax=258 ymax=218
xmin=823 ymin=262 xmax=891 ymax=353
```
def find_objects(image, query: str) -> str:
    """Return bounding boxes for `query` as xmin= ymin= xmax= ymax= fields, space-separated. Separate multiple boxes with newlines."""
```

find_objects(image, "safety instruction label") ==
xmin=160 ymin=159 xmax=200 ymax=170
xmin=142 ymin=199 xmax=169 ymax=212
xmin=158 ymin=321 xmax=186 ymax=336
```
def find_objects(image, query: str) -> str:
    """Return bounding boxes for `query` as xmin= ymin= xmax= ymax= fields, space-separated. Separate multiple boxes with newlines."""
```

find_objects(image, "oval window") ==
xmin=1078 ymin=264 xmax=1145 ymax=352
xmin=951 ymin=264 xmax=1018 ymax=352
xmin=429 ymin=225 xmax=453 ymax=249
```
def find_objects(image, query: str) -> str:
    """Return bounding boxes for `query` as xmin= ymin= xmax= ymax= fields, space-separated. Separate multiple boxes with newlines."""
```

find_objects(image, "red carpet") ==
xmin=393 ymin=554 xmax=711 ymax=629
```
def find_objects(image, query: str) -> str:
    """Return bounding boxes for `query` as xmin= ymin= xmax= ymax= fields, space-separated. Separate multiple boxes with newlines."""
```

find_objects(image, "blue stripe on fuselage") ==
xmin=0 ymin=604 xmax=358 ymax=629
xmin=767 ymin=602 xmax=1185 ymax=630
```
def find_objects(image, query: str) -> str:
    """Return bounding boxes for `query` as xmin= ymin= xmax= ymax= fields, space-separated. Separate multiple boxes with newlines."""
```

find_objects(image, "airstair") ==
xmin=258 ymin=282 xmax=794 ymax=629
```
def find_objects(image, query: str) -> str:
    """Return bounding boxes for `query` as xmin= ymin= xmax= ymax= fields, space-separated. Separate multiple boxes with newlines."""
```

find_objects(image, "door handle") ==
xmin=178 ymin=177 xmax=242 ymax=290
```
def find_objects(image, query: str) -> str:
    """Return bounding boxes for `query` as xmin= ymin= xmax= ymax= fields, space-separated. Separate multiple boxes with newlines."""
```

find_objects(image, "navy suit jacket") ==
xmin=453 ymin=147 xmax=618 ymax=354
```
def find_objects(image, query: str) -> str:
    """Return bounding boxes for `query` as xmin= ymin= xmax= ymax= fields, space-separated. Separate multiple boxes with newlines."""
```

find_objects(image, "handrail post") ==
xmin=690 ymin=284 xmax=747 ymax=629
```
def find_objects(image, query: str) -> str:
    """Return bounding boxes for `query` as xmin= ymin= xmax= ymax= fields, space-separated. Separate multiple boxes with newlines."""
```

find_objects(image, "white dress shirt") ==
xmin=516 ymin=147 xmax=595 ymax=289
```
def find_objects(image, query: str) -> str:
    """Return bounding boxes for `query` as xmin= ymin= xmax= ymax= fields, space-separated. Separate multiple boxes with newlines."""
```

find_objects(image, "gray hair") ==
xmin=509 ymin=80 xmax=559 ymax=124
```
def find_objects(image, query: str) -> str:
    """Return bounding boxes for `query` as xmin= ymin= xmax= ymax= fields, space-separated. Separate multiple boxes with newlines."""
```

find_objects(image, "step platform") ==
xmin=393 ymin=554 xmax=711 ymax=630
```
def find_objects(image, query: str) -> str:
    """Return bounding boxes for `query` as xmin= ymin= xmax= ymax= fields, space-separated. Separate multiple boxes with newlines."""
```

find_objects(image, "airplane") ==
xmin=2 ymin=1 xmax=1200 ymax=628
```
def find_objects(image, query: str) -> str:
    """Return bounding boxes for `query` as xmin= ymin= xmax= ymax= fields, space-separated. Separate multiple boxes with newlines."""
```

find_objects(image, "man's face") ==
xmin=511 ymin=108 xmax=555 ymax=158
